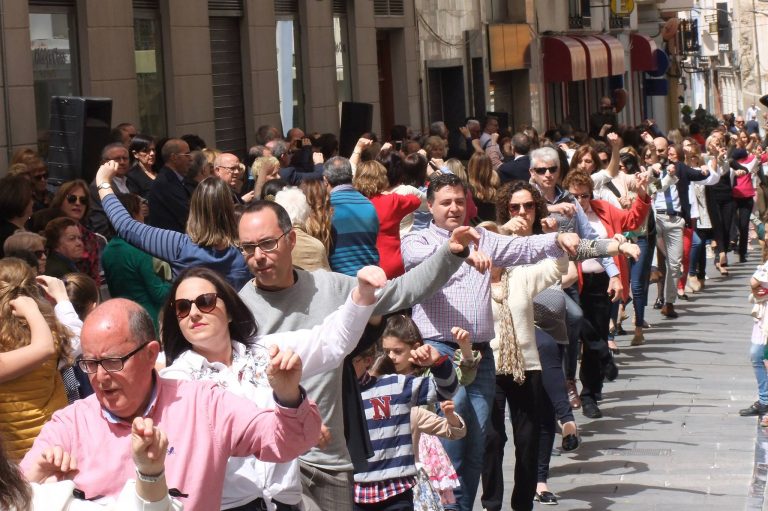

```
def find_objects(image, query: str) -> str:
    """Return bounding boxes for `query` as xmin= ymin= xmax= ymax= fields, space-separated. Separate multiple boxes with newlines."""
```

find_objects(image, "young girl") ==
xmin=352 ymin=334 xmax=459 ymax=510
xmin=380 ymin=315 xmax=479 ymax=508
xmin=37 ymin=272 xmax=99 ymax=401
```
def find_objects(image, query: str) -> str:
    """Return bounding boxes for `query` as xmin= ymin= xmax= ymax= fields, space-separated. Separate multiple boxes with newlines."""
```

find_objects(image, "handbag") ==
xmin=412 ymin=466 xmax=445 ymax=511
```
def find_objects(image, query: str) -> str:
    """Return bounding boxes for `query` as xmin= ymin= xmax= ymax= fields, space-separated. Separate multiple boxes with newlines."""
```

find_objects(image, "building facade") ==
xmin=0 ymin=0 xmax=423 ymax=171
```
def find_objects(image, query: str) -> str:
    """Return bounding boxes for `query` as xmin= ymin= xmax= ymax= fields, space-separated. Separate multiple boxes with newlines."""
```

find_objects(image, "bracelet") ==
xmin=135 ymin=467 xmax=164 ymax=483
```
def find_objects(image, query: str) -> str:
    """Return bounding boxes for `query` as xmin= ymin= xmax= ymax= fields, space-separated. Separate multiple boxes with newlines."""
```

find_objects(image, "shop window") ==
xmin=29 ymin=4 xmax=79 ymax=151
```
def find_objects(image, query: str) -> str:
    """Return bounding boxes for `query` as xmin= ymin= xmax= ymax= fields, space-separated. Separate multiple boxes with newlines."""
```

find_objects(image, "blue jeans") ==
xmin=427 ymin=341 xmax=495 ymax=511
xmin=630 ymin=236 xmax=655 ymax=327
xmin=750 ymin=342 xmax=768 ymax=405
xmin=687 ymin=229 xmax=702 ymax=277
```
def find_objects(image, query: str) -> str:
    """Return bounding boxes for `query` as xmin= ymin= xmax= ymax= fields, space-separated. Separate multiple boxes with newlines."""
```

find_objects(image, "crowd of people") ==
xmin=0 ymin=97 xmax=765 ymax=511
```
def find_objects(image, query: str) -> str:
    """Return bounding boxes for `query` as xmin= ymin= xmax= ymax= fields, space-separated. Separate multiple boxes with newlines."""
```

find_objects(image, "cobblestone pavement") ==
xmin=476 ymin=254 xmax=764 ymax=510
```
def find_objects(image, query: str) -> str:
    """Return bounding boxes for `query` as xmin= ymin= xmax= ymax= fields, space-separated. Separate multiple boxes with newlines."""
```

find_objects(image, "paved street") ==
xmin=479 ymin=252 xmax=765 ymax=510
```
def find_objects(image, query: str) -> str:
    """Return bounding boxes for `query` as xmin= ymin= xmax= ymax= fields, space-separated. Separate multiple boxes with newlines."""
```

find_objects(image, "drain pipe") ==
xmin=0 ymin=0 xmax=15 ymax=170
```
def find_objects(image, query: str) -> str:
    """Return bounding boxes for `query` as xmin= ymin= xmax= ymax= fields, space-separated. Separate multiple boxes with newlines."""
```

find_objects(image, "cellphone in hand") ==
xmin=394 ymin=140 xmax=403 ymax=151
xmin=294 ymin=139 xmax=303 ymax=149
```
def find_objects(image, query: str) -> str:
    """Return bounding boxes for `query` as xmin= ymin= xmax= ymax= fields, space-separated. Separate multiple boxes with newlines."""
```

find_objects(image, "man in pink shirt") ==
xmin=21 ymin=299 xmax=321 ymax=511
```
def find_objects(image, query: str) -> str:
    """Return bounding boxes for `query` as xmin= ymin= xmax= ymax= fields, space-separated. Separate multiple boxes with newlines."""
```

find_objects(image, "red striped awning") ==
xmin=542 ymin=36 xmax=587 ymax=82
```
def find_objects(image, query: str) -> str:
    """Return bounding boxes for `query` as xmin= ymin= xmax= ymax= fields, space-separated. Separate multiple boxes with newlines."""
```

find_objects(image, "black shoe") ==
xmin=602 ymin=355 xmax=619 ymax=382
xmin=740 ymin=255 xmax=748 ymax=263
xmin=653 ymin=298 xmax=664 ymax=310
xmin=582 ymin=398 xmax=603 ymax=419
xmin=615 ymin=325 xmax=627 ymax=336
xmin=739 ymin=401 xmax=768 ymax=416
xmin=534 ymin=491 xmax=558 ymax=505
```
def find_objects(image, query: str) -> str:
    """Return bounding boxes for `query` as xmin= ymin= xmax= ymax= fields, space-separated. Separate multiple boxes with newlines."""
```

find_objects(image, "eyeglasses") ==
xmin=33 ymin=250 xmax=45 ymax=259
xmin=508 ymin=201 xmax=536 ymax=214
xmin=238 ymin=231 xmax=290 ymax=256
xmin=573 ymin=193 xmax=592 ymax=200
xmin=66 ymin=194 xmax=88 ymax=205
xmin=171 ymin=292 xmax=219 ymax=319
xmin=77 ymin=342 xmax=150 ymax=374
xmin=533 ymin=166 xmax=558 ymax=175
xmin=655 ymin=148 xmax=666 ymax=154
xmin=33 ymin=173 xmax=48 ymax=181
xmin=217 ymin=165 xmax=240 ymax=173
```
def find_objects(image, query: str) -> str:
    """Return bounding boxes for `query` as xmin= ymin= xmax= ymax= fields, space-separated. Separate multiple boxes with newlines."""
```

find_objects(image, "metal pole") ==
xmin=753 ymin=0 xmax=763 ymax=94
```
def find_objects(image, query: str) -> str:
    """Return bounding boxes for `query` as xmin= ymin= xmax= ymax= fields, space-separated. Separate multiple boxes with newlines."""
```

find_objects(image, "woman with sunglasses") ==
xmin=126 ymin=134 xmax=157 ymax=199
xmin=95 ymin=160 xmax=250 ymax=289
xmin=4 ymin=231 xmax=47 ymax=275
xmin=31 ymin=180 xmax=103 ymax=285
xmin=159 ymin=265 xmax=383 ymax=511
xmin=480 ymin=181 xmax=640 ymax=508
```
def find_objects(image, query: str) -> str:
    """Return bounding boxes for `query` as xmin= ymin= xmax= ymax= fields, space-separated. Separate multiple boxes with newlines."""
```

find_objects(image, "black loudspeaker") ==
xmin=485 ymin=111 xmax=509 ymax=136
xmin=48 ymin=96 xmax=113 ymax=184
xmin=339 ymin=102 xmax=373 ymax=158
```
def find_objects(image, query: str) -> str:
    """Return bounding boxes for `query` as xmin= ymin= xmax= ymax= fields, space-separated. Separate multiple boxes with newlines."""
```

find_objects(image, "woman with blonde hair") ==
xmin=251 ymin=155 xmax=281 ymax=199
xmin=0 ymin=258 xmax=71 ymax=459
xmin=354 ymin=159 xmax=420 ymax=278
xmin=94 ymin=161 xmax=249 ymax=288
xmin=300 ymin=178 xmax=334 ymax=253
xmin=467 ymin=152 xmax=500 ymax=223
xmin=274 ymin=187 xmax=330 ymax=271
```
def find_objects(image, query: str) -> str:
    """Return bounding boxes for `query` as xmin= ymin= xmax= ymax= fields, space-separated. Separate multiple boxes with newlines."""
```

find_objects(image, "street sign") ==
xmin=610 ymin=0 xmax=635 ymax=15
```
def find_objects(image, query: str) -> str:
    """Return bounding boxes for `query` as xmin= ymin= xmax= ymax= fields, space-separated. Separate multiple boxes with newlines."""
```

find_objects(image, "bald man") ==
xmin=21 ymin=299 xmax=321 ymax=511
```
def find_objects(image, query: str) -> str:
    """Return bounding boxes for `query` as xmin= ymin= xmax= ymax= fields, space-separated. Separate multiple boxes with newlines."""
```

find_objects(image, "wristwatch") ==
xmin=135 ymin=466 xmax=164 ymax=483
xmin=97 ymin=182 xmax=112 ymax=190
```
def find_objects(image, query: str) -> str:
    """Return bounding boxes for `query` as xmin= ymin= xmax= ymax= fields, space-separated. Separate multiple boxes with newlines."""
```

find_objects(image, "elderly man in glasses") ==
xmin=21 ymin=298 xmax=321 ymax=511
xmin=87 ymin=142 xmax=132 ymax=238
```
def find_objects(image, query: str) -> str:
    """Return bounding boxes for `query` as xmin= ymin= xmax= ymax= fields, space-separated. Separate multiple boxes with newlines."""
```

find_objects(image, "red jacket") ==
xmin=577 ymin=194 xmax=651 ymax=301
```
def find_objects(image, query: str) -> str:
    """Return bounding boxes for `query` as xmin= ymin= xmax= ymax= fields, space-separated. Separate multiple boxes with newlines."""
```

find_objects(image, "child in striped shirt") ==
xmin=351 ymin=339 xmax=459 ymax=510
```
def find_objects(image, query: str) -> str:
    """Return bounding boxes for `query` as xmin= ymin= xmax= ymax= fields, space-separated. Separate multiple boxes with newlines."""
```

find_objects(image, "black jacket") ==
xmin=498 ymin=155 xmax=531 ymax=183
xmin=147 ymin=166 xmax=193 ymax=233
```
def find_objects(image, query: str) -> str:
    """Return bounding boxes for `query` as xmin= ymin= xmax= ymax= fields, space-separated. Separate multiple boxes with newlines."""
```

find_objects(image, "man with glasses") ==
xmin=237 ymin=199 xmax=482 ymax=511
xmin=214 ymin=152 xmax=247 ymax=203
xmin=147 ymin=139 xmax=194 ymax=233
xmin=400 ymin=173 xmax=579 ymax=511
xmin=21 ymin=298 xmax=322 ymax=511
xmin=87 ymin=143 xmax=132 ymax=238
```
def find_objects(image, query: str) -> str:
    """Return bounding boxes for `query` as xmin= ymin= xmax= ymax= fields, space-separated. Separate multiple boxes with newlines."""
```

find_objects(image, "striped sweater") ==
xmin=354 ymin=356 xmax=458 ymax=501
xmin=329 ymin=185 xmax=380 ymax=276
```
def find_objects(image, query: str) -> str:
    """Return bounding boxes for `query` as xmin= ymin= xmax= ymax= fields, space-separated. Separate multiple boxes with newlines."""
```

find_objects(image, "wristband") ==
xmin=135 ymin=467 xmax=164 ymax=483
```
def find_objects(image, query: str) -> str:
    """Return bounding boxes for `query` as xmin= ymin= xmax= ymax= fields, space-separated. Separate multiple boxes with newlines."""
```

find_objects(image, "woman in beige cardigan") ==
xmin=481 ymin=181 xmax=640 ymax=508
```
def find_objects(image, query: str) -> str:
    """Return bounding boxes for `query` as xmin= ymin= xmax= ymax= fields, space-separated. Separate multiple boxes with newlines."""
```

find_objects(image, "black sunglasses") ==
xmin=508 ymin=201 xmax=536 ymax=213
xmin=573 ymin=193 xmax=592 ymax=200
xmin=533 ymin=166 xmax=558 ymax=175
xmin=66 ymin=194 xmax=88 ymax=205
xmin=171 ymin=292 xmax=218 ymax=319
